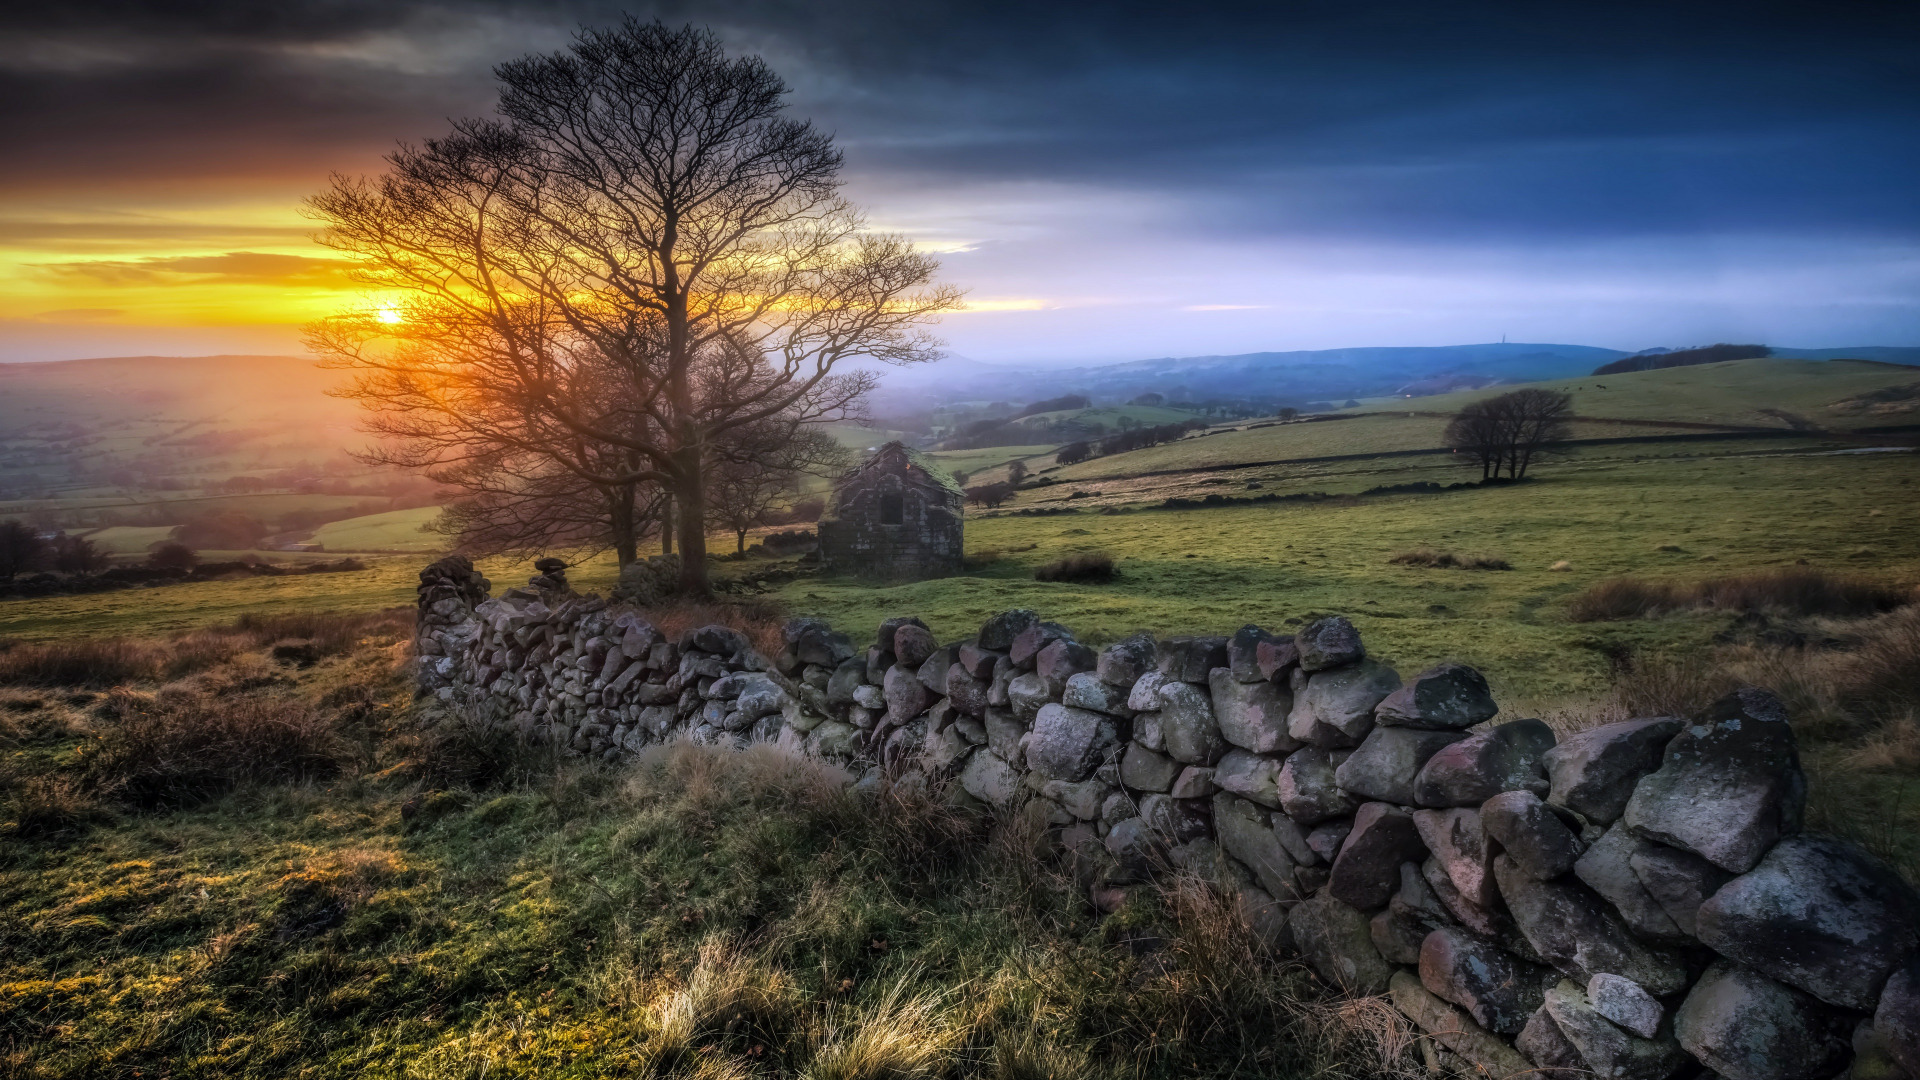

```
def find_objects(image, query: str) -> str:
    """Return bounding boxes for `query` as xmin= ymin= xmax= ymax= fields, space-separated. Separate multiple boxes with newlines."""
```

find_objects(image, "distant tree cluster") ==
xmin=0 ymin=521 xmax=111 ymax=580
xmin=965 ymin=483 xmax=1015 ymax=509
xmin=1443 ymin=389 xmax=1574 ymax=480
xmin=1097 ymin=419 xmax=1207 ymax=457
xmin=1055 ymin=442 xmax=1092 ymax=466
xmin=1013 ymin=394 xmax=1091 ymax=419
xmin=1592 ymin=344 xmax=1770 ymax=377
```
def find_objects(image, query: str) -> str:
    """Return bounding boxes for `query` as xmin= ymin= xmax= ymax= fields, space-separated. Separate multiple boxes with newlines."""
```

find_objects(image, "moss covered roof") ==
xmin=833 ymin=441 xmax=966 ymax=502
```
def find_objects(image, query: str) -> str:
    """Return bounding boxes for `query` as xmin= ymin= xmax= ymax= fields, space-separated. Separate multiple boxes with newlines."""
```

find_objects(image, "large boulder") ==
xmin=959 ymin=749 xmax=1024 ymax=810
xmin=1544 ymin=979 xmax=1692 ymax=1080
xmin=1574 ymin=824 xmax=1686 ymax=941
xmin=1278 ymin=747 xmax=1359 ymax=825
xmin=1096 ymin=632 xmax=1156 ymax=689
xmin=1296 ymin=616 xmax=1365 ymax=672
xmin=1213 ymin=792 xmax=1298 ymax=900
xmin=1412 ymin=718 xmax=1555 ymax=807
xmin=1877 ymin=954 xmax=1920 ymax=1076
xmin=1414 ymin=807 xmax=1501 ymax=909
xmin=978 ymin=609 xmax=1039 ymax=652
xmin=1420 ymin=925 xmax=1553 ymax=1034
xmin=1544 ymin=717 xmax=1683 ymax=825
xmin=1120 ymin=742 xmax=1179 ymax=792
xmin=1291 ymin=894 xmax=1395 ymax=994
xmin=1335 ymin=726 xmax=1468 ymax=805
xmin=1329 ymin=802 xmax=1430 ymax=911
xmin=1209 ymin=667 xmax=1299 ymax=754
xmin=1674 ymin=961 xmax=1852 ymax=1080
xmin=1157 ymin=635 xmax=1229 ymax=683
xmin=1424 ymin=856 xmax=1511 ymax=941
xmin=1009 ymin=620 xmax=1073 ymax=669
xmin=1483 ymin=789 xmax=1584 ymax=882
xmin=1126 ymin=670 xmax=1172 ymax=713
xmin=1027 ymin=704 xmax=1120 ymax=782
xmin=956 ymin=643 xmax=1003 ymax=680
xmin=883 ymin=664 xmax=932 ymax=724
xmin=1495 ymin=855 xmax=1689 ymax=994
xmin=1226 ymin=624 xmax=1283 ymax=682
xmin=1035 ymin=639 xmax=1097 ymax=696
xmin=946 ymin=663 xmax=989 ymax=718
xmin=1213 ymin=749 xmax=1285 ymax=809
xmin=1062 ymin=671 xmax=1133 ymax=717
xmin=1158 ymin=681 xmax=1227 ymax=765
xmin=1289 ymin=659 xmax=1401 ymax=748
xmin=892 ymin=624 xmax=938 ymax=670
xmin=1006 ymin=671 xmax=1053 ymax=722
xmin=1517 ymin=1007 xmax=1586 ymax=1074
xmin=1621 ymin=689 xmax=1805 ymax=874
xmin=1696 ymin=835 xmax=1920 ymax=1011
xmin=1374 ymin=662 xmax=1499 ymax=730
xmin=1626 ymin=843 xmax=1732 ymax=939
xmin=1371 ymin=906 xmax=1431 ymax=965
xmin=983 ymin=706 xmax=1026 ymax=768
xmin=1588 ymin=974 xmax=1663 ymax=1041
xmin=825 ymin=656 xmax=867 ymax=705
xmin=1389 ymin=971 xmax=1537 ymax=1078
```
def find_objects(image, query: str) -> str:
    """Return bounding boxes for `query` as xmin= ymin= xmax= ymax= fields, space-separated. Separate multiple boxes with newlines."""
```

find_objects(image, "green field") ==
xmin=777 ymin=448 xmax=1920 ymax=707
xmin=312 ymin=506 xmax=446 ymax=552
xmin=924 ymin=445 xmax=1059 ymax=479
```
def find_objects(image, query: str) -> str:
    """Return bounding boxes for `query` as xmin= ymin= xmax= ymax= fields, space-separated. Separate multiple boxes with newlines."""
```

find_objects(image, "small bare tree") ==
xmin=706 ymin=423 xmax=848 ymax=553
xmin=1444 ymin=388 xmax=1573 ymax=480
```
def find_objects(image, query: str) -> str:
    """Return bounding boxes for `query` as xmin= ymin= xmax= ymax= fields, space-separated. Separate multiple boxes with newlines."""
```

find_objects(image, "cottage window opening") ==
xmin=879 ymin=493 xmax=904 ymax=525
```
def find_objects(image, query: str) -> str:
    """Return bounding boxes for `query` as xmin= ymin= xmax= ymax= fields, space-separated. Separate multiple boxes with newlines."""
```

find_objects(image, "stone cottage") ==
xmin=816 ymin=441 xmax=964 ymax=579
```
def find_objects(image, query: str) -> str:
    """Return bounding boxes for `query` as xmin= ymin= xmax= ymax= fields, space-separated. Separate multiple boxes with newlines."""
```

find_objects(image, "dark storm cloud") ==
xmin=5 ymin=1 xmax=1917 ymax=237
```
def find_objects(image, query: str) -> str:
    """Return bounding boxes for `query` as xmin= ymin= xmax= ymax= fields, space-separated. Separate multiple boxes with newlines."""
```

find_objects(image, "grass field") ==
xmin=925 ymin=445 xmax=1059 ymax=479
xmin=777 ymin=448 xmax=1920 ymax=706
xmin=312 ymin=506 xmax=446 ymax=552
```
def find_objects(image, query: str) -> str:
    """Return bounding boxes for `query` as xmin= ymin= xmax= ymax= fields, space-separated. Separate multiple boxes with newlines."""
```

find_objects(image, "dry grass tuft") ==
xmin=88 ymin=687 xmax=353 ymax=806
xmin=1034 ymin=552 xmax=1119 ymax=583
xmin=1 ymin=771 xmax=111 ymax=837
xmin=803 ymin=976 xmax=958 ymax=1080
xmin=0 ymin=608 xmax=413 ymax=689
xmin=1387 ymin=547 xmax=1511 ymax=571
xmin=633 ymin=597 xmax=790 ymax=657
xmin=1568 ymin=568 xmax=1913 ymax=622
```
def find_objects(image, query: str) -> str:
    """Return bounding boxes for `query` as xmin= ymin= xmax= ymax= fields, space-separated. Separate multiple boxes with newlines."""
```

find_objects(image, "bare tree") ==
xmin=309 ymin=20 xmax=958 ymax=591
xmin=706 ymin=423 xmax=848 ymax=553
xmin=1007 ymin=460 xmax=1029 ymax=485
xmin=1444 ymin=388 xmax=1574 ymax=480
xmin=0 ymin=521 xmax=44 ymax=581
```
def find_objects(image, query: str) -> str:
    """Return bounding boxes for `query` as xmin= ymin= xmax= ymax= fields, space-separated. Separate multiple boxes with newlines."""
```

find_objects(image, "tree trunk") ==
xmin=736 ymin=528 xmax=747 ymax=553
xmin=608 ymin=483 xmax=638 ymax=566
xmin=660 ymin=496 xmax=674 ymax=555
xmin=674 ymin=448 xmax=709 ymax=593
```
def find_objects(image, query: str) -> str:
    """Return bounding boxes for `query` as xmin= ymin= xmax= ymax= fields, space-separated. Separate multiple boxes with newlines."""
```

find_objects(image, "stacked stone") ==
xmin=414 ymin=555 xmax=491 ymax=694
xmin=413 ymin=566 xmax=1920 ymax=1078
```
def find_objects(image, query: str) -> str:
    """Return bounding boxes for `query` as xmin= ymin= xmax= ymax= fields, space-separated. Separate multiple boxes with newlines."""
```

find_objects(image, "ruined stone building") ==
xmin=816 ymin=441 xmax=964 ymax=579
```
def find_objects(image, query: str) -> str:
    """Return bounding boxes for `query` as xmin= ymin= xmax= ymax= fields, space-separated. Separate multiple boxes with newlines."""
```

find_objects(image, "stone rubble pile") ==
xmin=413 ymin=555 xmax=1920 ymax=1079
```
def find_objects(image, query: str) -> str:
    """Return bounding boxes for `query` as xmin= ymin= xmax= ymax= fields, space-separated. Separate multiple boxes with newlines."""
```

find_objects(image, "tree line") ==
xmin=308 ymin=20 xmax=959 ymax=592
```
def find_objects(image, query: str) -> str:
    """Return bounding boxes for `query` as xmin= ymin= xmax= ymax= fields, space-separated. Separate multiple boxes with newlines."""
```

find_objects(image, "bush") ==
xmin=148 ymin=541 xmax=198 ymax=570
xmin=1386 ymin=547 xmax=1511 ymax=570
xmin=1034 ymin=552 xmax=1118 ymax=583
xmin=0 ymin=637 xmax=163 ymax=687
xmin=86 ymin=688 xmax=351 ymax=806
xmin=1568 ymin=568 xmax=1913 ymax=622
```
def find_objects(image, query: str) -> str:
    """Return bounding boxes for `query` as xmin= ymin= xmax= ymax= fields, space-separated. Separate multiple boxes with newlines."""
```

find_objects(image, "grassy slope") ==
xmin=0 ymin=637 xmax=1366 ymax=1080
xmin=924 ymin=445 xmax=1059 ymax=478
xmin=777 ymin=449 xmax=1920 ymax=705
xmin=1349 ymin=357 xmax=1918 ymax=428
xmin=312 ymin=506 xmax=445 ymax=552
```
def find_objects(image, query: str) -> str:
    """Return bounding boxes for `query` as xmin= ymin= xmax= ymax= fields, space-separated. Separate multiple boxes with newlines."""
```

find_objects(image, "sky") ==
xmin=2 ymin=0 xmax=1917 ymax=365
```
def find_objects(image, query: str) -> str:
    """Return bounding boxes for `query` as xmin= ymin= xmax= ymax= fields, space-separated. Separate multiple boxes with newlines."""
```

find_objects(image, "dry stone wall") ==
xmin=414 ymin=555 xmax=1920 ymax=1080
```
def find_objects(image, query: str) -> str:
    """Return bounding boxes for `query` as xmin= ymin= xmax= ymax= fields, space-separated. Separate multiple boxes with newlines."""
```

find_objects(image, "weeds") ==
xmin=0 ymin=608 xmax=411 ymax=687
xmin=1035 ymin=552 xmax=1119 ymax=583
xmin=1568 ymin=567 xmax=1913 ymax=622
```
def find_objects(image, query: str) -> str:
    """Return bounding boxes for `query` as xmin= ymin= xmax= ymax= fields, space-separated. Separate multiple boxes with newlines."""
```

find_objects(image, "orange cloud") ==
xmin=34 ymin=251 xmax=357 ymax=288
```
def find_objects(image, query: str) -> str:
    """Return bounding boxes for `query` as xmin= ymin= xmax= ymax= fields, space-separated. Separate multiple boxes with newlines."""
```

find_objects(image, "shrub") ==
xmin=1034 ymin=552 xmax=1118 ymax=584
xmin=148 ymin=541 xmax=199 ymax=570
xmin=1568 ymin=568 xmax=1913 ymax=622
xmin=86 ymin=688 xmax=351 ymax=806
xmin=1 ymin=772 xmax=111 ymax=837
xmin=0 ymin=637 xmax=162 ymax=686
xmin=1386 ymin=548 xmax=1510 ymax=571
